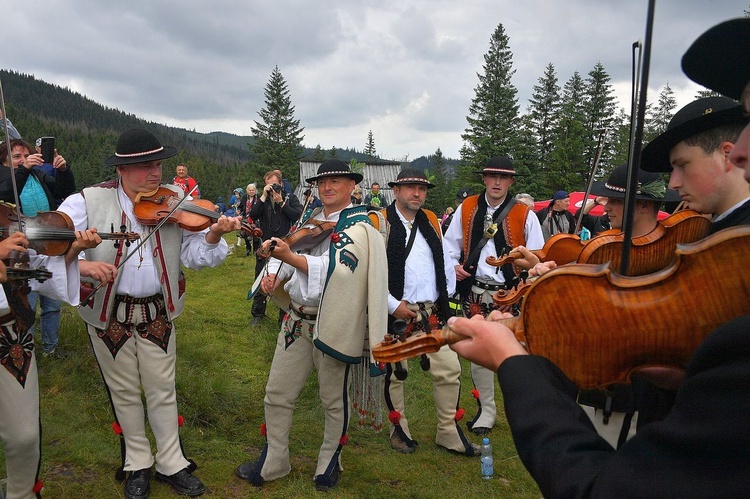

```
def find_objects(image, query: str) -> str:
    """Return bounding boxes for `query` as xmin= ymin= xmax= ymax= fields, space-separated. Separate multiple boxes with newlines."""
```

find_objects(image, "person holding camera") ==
xmin=0 ymin=138 xmax=76 ymax=359
xmin=248 ymin=170 xmax=302 ymax=326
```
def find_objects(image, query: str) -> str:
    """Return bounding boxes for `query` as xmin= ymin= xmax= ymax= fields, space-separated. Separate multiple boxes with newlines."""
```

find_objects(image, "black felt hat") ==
xmin=590 ymin=164 xmax=680 ymax=203
xmin=455 ymin=187 xmax=475 ymax=201
xmin=682 ymin=18 xmax=750 ymax=101
xmin=641 ymin=97 xmax=747 ymax=173
xmin=472 ymin=156 xmax=525 ymax=176
xmin=305 ymin=159 xmax=364 ymax=184
xmin=104 ymin=129 xmax=178 ymax=167
xmin=387 ymin=168 xmax=436 ymax=189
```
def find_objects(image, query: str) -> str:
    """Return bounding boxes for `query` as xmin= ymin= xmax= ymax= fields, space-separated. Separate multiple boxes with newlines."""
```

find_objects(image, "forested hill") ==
xmin=1 ymin=70 xmax=458 ymax=201
xmin=1 ymin=70 xmax=257 ymax=199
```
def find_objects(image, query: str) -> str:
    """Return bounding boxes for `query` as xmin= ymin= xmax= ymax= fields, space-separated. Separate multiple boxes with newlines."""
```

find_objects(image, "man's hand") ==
xmin=260 ymin=273 xmax=280 ymax=294
xmin=392 ymin=301 xmax=417 ymax=321
xmin=448 ymin=315 xmax=527 ymax=371
xmin=455 ymin=264 xmax=472 ymax=281
xmin=80 ymin=260 xmax=118 ymax=284
xmin=0 ymin=232 xmax=29 ymax=260
xmin=66 ymin=229 xmax=103 ymax=265
xmin=206 ymin=215 xmax=242 ymax=244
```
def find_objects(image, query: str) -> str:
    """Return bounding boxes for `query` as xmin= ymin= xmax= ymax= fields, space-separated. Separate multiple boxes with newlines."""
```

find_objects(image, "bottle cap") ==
xmin=482 ymin=437 xmax=489 ymax=445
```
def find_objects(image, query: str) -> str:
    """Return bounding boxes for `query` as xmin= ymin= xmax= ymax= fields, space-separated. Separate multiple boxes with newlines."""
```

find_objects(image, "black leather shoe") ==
xmin=124 ymin=469 xmax=151 ymax=499
xmin=314 ymin=466 xmax=340 ymax=492
xmin=235 ymin=461 xmax=264 ymax=487
xmin=154 ymin=467 xmax=206 ymax=496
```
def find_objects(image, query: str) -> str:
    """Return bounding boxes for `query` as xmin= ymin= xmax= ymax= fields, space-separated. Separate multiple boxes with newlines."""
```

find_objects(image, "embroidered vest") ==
xmin=78 ymin=182 xmax=186 ymax=329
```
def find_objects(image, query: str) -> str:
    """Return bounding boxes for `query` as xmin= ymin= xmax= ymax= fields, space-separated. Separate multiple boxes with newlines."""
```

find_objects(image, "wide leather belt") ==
xmin=115 ymin=293 xmax=163 ymax=305
xmin=290 ymin=301 xmax=318 ymax=321
xmin=472 ymin=279 xmax=504 ymax=291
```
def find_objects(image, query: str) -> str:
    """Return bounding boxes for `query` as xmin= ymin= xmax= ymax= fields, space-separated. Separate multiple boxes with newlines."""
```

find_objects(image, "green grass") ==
xmin=4 ymin=237 xmax=541 ymax=498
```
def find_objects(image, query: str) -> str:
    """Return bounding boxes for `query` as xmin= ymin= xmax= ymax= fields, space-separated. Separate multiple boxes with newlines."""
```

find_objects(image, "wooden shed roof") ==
xmin=296 ymin=160 xmax=405 ymax=205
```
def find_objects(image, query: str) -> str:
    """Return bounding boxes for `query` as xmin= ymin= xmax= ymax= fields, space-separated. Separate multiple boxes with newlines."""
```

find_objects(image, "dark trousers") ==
xmin=252 ymin=256 xmax=268 ymax=318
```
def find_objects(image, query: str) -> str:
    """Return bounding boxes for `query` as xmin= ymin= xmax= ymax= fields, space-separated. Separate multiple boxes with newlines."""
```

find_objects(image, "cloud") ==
xmin=5 ymin=0 xmax=745 ymax=159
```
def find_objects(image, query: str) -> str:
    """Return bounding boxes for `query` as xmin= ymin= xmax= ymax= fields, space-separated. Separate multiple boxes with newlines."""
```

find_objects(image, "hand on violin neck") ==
xmin=508 ymin=245 xmax=540 ymax=271
xmin=447 ymin=315 xmax=527 ymax=372
xmin=266 ymin=237 xmax=308 ymax=273
xmin=0 ymin=232 xmax=29 ymax=260
xmin=206 ymin=215 xmax=242 ymax=244
xmin=65 ymin=229 xmax=103 ymax=266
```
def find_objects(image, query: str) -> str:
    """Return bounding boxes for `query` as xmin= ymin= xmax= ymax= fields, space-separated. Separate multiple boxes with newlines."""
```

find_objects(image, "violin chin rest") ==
xmin=629 ymin=366 xmax=686 ymax=391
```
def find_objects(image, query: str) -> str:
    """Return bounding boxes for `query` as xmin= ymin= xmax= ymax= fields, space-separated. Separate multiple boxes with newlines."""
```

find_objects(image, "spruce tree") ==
xmin=527 ymin=63 xmax=561 ymax=170
xmin=364 ymin=130 xmax=377 ymax=159
xmin=251 ymin=66 xmax=305 ymax=184
xmin=646 ymin=83 xmax=677 ymax=140
xmin=546 ymin=72 xmax=588 ymax=195
xmin=460 ymin=23 xmax=520 ymax=178
xmin=584 ymin=62 xmax=618 ymax=173
xmin=312 ymin=144 xmax=326 ymax=162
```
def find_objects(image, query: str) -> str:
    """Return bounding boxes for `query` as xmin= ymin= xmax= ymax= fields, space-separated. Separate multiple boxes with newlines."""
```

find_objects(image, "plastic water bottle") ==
xmin=480 ymin=437 xmax=494 ymax=480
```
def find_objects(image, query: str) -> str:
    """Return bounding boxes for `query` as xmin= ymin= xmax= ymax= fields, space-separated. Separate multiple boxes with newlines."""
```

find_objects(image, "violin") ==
xmin=373 ymin=225 xmax=750 ymax=389
xmin=0 ymin=203 xmax=140 ymax=256
xmin=133 ymin=187 xmax=261 ymax=237
xmin=256 ymin=220 xmax=336 ymax=259
xmin=490 ymin=210 xmax=711 ymax=308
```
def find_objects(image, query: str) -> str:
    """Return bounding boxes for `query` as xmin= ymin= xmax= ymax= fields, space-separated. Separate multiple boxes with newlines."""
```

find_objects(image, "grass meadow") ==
xmin=5 ymin=236 xmax=541 ymax=498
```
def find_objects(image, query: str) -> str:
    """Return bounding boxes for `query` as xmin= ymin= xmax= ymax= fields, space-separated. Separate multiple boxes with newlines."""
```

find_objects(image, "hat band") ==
xmin=604 ymin=178 xmax=666 ymax=199
xmin=482 ymin=168 xmax=516 ymax=174
xmin=116 ymin=146 xmax=165 ymax=158
xmin=395 ymin=177 xmax=430 ymax=183
xmin=313 ymin=170 xmax=354 ymax=177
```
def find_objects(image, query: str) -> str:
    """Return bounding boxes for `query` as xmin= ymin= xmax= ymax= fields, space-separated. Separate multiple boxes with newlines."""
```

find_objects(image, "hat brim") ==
xmin=589 ymin=180 xmax=681 ymax=203
xmin=682 ymin=18 xmax=750 ymax=101
xmin=472 ymin=169 xmax=525 ymax=176
xmin=388 ymin=180 xmax=436 ymax=189
xmin=104 ymin=145 xmax=179 ymax=167
xmin=641 ymin=106 xmax=748 ymax=172
xmin=305 ymin=172 xmax=363 ymax=184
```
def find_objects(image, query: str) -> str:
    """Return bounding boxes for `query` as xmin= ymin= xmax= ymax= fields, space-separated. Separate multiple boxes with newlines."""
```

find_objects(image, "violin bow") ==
xmin=575 ymin=127 xmax=607 ymax=234
xmin=619 ymin=0 xmax=655 ymax=276
xmin=79 ymin=182 xmax=199 ymax=307
xmin=0 ymin=76 xmax=24 ymax=234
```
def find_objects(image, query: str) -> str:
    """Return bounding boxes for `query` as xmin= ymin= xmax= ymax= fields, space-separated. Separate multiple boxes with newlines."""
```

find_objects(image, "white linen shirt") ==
xmin=442 ymin=194 xmax=545 ymax=293
xmin=57 ymin=185 xmax=227 ymax=298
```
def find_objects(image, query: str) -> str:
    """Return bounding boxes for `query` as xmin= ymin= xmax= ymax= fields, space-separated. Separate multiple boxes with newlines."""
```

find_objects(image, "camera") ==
xmin=272 ymin=184 xmax=282 ymax=193
xmin=40 ymin=137 xmax=55 ymax=164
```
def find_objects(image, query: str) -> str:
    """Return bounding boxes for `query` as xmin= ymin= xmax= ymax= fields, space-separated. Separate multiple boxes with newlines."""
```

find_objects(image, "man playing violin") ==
xmin=237 ymin=159 xmax=387 ymax=492
xmin=377 ymin=168 xmax=478 ymax=457
xmin=445 ymin=18 xmax=750 ymax=498
xmin=442 ymin=156 xmax=544 ymax=436
xmin=641 ymin=95 xmax=750 ymax=232
xmin=57 ymin=128 xmax=241 ymax=499
xmin=0 ymin=225 xmax=100 ymax=499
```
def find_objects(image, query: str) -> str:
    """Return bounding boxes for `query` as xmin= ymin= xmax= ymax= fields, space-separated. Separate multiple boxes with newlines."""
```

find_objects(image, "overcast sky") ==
xmin=5 ymin=0 xmax=745 ymax=160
